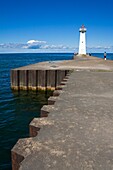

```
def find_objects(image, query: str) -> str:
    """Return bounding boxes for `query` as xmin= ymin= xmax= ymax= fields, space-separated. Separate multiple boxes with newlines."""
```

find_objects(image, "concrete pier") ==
xmin=11 ymin=54 xmax=113 ymax=91
xmin=11 ymin=55 xmax=113 ymax=170
xmin=11 ymin=61 xmax=72 ymax=91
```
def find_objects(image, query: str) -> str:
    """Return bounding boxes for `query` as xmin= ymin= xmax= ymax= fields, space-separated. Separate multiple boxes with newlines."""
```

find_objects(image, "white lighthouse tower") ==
xmin=78 ymin=25 xmax=87 ymax=55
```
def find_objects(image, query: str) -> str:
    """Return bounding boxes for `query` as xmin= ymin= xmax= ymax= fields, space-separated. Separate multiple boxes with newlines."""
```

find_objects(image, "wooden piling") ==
xmin=11 ymin=68 xmax=69 ymax=91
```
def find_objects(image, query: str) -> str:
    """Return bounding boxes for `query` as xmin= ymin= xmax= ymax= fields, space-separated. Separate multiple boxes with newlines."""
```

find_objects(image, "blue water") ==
xmin=0 ymin=53 xmax=113 ymax=170
xmin=0 ymin=53 xmax=74 ymax=170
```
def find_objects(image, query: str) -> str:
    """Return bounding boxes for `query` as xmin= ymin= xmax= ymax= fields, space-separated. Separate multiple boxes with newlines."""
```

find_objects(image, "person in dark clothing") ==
xmin=104 ymin=52 xmax=107 ymax=60
xmin=89 ymin=53 xmax=91 ymax=56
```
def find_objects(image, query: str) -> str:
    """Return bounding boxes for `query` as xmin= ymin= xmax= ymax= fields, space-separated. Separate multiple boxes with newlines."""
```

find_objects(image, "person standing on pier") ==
xmin=104 ymin=52 xmax=107 ymax=60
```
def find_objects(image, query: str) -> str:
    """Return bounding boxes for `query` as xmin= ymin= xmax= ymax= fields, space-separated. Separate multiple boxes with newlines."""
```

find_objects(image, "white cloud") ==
xmin=87 ymin=46 xmax=112 ymax=50
xmin=42 ymin=44 xmax=70 ymax=50
xmin=0 ymin=40 xmax=113 ymax=53
xmin=0 ymin=43 xmax=25 ymax=49
xmin=23 ymin=40 xmax=47 ymax=49
xmin=0 ymin=40 xmax=73 ymax=51
xmin=23 ymin=41 xmax=72 ymax=50
xmin=27 ymin=40 xmax=46 ymax=44
xmin=42 ymin=45 xmax=50 ymax=49
xmin=86 ymin=46 xmax=113 ymax=53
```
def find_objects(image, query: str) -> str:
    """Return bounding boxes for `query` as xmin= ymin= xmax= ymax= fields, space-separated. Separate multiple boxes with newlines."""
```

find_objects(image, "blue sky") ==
xmin=0 ymin=0 xmax=113 ymax=53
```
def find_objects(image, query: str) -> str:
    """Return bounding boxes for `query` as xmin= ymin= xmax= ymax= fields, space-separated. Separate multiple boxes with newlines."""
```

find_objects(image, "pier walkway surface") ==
xmin=12 ymin=55 xmax=113 ymax=170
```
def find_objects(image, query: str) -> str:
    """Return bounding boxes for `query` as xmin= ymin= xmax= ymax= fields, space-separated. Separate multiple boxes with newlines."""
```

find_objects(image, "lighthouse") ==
xmin=78 ymin=25 xmax=87 ymax=55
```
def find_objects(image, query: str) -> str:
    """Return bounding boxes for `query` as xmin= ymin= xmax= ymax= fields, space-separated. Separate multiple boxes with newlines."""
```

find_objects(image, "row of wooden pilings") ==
xmin=11 ymin=69 xmax=70 ymax=91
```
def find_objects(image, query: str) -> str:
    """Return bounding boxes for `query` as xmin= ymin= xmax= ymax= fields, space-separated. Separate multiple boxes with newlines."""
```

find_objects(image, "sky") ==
xmin=0 ymin=0 xmax=113 ymax=53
